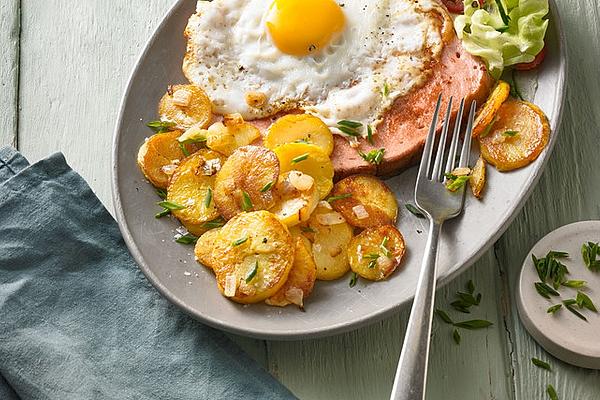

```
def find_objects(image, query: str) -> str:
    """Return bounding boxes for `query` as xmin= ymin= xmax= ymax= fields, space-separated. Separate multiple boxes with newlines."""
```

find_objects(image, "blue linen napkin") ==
xmin=0 ymin=146 xmax=296 ymax=400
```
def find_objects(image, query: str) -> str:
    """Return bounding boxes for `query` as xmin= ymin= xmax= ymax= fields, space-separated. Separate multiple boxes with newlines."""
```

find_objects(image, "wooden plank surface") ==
xmin=0 ymin=0 xmax=19 ymax=147
xmin=6 ymin=0 xmax=600 ymax=399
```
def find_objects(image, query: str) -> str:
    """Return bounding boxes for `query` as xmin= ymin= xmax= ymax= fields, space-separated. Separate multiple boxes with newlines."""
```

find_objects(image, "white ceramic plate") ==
xmin=112 ymin=0 xmax=567 ymax=340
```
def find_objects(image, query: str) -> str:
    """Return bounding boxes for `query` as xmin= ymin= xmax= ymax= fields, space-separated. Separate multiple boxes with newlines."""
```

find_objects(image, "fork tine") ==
xmin=459 ymin=100 xmax=477 ymax=168
xmin=431 ymin=97 xmax=453 ymax=181
xmin=444 ymin=98 xmax=465 ymax=176
xmin=417 ymin=94 xmax=442 ymax=181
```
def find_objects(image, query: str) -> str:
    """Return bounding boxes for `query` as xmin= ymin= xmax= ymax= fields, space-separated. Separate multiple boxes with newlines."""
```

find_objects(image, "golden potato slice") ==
xmin=206 ymin=114 xmax=261 ymax=156
xmin=264 ymin=114 xmax=334 ymax=156
xmin=208 ymin=211 xmax=294 ymax=304
xmin=469 ymin=157 xmax=486 ymax=199
xmin=329 ymin=175 xmax=398 ymax=229
xmin=213 ymin=146 xmax=280 ymax=220
xmin=167 ymin=150 xmax=225 ymax=235
xmin=137 ymin=130 xmax=196 ymax=189
xmin=348 ymin=225 xmax=406 ymax=281
xmin=194 ymin=228 xmax=221 ymax=269
xmin=265 ymin=237 xmax=317 ymax=308
xmin=472 ymin=80 xmax=510 ymax=138
xmin=299 ymin=203 xmax=353 ymax=280
xmin=479 ymin=100 xmax=550 ymax=171
xmin=274 ymin=143 xmax=334 ymax=200
xmin=158 ymin=84 xmax=212 ymax=129
xmin=270 ymin=171 xmax=320 ymax=227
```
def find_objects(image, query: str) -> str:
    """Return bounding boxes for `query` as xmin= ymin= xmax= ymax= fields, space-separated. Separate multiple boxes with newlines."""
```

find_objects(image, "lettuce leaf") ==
xmin=455 ymin=0 xmax=549 ymax=79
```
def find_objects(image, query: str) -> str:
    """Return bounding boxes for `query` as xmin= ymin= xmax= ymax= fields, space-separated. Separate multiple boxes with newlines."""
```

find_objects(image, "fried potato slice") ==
xmin=167 ymin=150 xmax=225 ymax=235
xmin=194 ymin=228 xmax=221 ymax=269
xmin=264 ymin=114 xmax=334 ymax=156
xmin=207 ymin=211 xmax=294 ymax=304
xmin=348 ymin=225 xmax=406 ymax=281
xmin=214 ymin=145 xmax=280 ymax=220
xmin=265 ymin=236 xmax=317 ymax=308
xmin=479 ymin=100 xmax=550 ymax=171
xmin=329 ymin=175 xmax=398 ymax=229
xmin=270 ymin=171 xmax=320 ymax=227
xmin=158 ymin=84 xmax=212 ymax=130
xmin=137 ymin=130 xmax=195 ymax=189
xmin=472 ymin=80 xmax=510 ymax=138
xmin=206 ymin=114 xmax=261 ymax=156
xmin=469 ymin=156 xmax=486 ymax=199
xmin=299 ymin=203 xmax=353 ymax=280
xmin=274 ymin=143 xmax=334 ymax=200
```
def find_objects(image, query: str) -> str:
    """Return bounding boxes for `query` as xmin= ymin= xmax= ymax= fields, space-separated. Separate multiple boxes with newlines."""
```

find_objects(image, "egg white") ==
xmin=184 ymin=0 xmax=448 ymax=137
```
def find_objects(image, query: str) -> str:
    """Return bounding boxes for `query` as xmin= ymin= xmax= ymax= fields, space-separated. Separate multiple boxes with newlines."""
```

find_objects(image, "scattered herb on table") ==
xmin=547 ymin=384 xmax=559 ymax=400
xmin=405 ymin=204 xmax=425 ymax=218
xmin=453 ymin=319 xmax=494 ymax=330
xmin=531 ymin=358 xmax=552 ymax=371
xmin=453 ymin=329 xmax=461 ymax=345
xmin=547 ymin=304 xmax=562 ymax=314
xmin=176 ymin=233 xmax=198 ymax=245
xmin=435 ymin=309 xmax=454 ymax=324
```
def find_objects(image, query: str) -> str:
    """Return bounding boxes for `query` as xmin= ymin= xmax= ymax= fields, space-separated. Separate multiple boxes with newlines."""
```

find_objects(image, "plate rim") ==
xmin=111 ymin=0 xmax=568 ymax=340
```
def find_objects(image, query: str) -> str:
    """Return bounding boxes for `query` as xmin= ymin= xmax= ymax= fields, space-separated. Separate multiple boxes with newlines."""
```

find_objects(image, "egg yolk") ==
xmin=266 ymin=0 xmax=346 ymax=57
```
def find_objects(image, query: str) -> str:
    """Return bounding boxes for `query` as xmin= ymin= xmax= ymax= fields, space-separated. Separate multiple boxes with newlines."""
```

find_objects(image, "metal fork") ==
xmin=389 ymin=95 xmax=477 ymax=400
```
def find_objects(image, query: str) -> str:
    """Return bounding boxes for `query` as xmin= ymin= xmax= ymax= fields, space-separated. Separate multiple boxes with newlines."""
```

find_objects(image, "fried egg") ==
xmin=184 ymin=0 xmax=449 ymax=137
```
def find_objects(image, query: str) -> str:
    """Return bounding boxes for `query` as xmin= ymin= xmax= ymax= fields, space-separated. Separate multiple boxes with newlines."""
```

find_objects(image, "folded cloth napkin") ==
xmin=0 ymin=146 xmax=296 ymax=400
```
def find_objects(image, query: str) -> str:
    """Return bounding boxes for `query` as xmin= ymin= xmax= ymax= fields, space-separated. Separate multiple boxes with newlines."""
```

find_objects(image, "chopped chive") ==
xmin=155 ymin=208 xmax=171 ymax=218
xmin=510 ymin=69 xmax=525 ymax=100
xmin=452 ymin=320 xmax=493 ymax=330
xmin=531 ymin=358 xmax=552 ymax=371
xmin=241 ymin=191 xmax=253 ymax=211
xmin=446 ymin=175 xmax=471 ymax=192
xmin=547 ymin=304 xmax=562 ymax=314
xmin=494 ymin=0 xmax=510 ymax=25
xmin=367 ymin=125 xmax=374 ymax=145
xmin=245 ymin=261 xmax=258 ymax=283
xmin=337 ymin=125 xmax=361 ymax=137
xmin=547 ymin=384 xmax=558 ymax=400
xmin=380 ymin=236 xmax=391 ymax=258
xmin=467 ymin=280 xmax=475 ymax=295
xmin=327 ymin=193 xmax=352 ymax=203
xmin=260 ymin=181 xmax=274 ymax=193
xmin=203 ymin=188 xmax=213 ymax=208
xmin=450 ymin=300 xmax=472 ymax=314
xmin=349 ymin=272 xmax=358 ymax=288
xmin=291 ymin=153 xmax=310 ymax=164
xmin=338 ymin=120 xmax=363 ymax=129
xmin=382 ymin=82 xmax=390 ymax=97
xmin=535 ymin=282 xmax=560 ymax=299
xmin=576 ymin=291 xmax=597 ymax=312
xmin=201 ymin=217 xmax=225 ymax=229
xmin=178 ymin=142 xmax=190 ymax=157
xmin=147 ymin=120 xmax=176 ymax=133
xmin=405 ymin=204 xmax=425 ymax=218
xmin=564 ymin=303 xmax=587 ymax=321
xmin=562 ymin=280 xmax=587 ymax=288
xmin=582 ymin=242 xmax=600 ymax=271
xmin=232 ymin=237 xmax=248 ymax=247
xmin=368 ymin=259 xmax=377 ymax=269
xmin=176 ymin=233 xmax=198 ymax=245
xmin=435 ymin=309 xmax=454 ymax=324
xmin=156 ymin=188 xmax=168 ymax=200
xmin=502 ymin=130 xmax=519 ymax=137
xmin=301 ymin=226 xmax=317 ymax=233
xmin=359 ymin=148 xmax=385 ymax=165
xmin=157 ymin=201 xmax=185 ymax=211
xmin=453 ymin=329 xmax=461 ymax=345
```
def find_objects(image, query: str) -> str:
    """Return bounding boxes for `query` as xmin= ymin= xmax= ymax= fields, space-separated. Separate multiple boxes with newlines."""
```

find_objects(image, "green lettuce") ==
xmin=455 ymin=0 xmax=549 ymax=79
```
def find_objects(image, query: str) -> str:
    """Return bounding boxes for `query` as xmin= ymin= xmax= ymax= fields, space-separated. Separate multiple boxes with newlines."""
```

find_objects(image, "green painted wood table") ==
xmin=2 ymin=1 xmax=599 ymax=398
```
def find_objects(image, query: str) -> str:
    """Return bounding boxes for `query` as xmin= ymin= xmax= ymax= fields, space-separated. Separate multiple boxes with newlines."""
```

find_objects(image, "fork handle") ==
xmin=390 ymin=220 xmax=443 ymax=400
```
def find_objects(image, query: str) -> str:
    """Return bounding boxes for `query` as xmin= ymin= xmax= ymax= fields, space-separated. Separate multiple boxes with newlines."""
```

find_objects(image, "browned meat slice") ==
xmin=331 ymin=37 xmax=494 ymax=179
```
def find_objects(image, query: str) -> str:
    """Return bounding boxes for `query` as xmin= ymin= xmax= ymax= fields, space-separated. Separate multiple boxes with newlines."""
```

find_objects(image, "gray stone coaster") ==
xmin=517 ymin=220 xmax=600 ymax=370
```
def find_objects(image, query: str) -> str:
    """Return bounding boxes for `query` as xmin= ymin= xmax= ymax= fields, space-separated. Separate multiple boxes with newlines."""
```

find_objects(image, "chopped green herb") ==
xmin=531 ymin=358 xmax=552 ymax=371
xmin=147 ymin=120 xmax=176 ymax=133
xmin=382 ymin=82 xmax=390 ymax=97
xmin=204 ymin=187 xmax=213 ymax=208
xmin=201 ymin=217 xmax=225 ymax=229
xmin=547 ymin=304 xmax=562 ymax=314
xmin=562 ymin=298 xmax=577 ymax=306
xmin=405 ymin=204 xmax=425 ymax=218
xmin=446 ymin=175 xmax=471 ymax=192
xmin=337 ymin=125 xmax=361 ymax=137
xmin=176 ymin=233 xmax=198 ymax=245
xmin=156 ymin=188 xmax=168 ymax=200
xmin=291 ymin=153 xmax=310 ymax=164
xmin=467 ymin=280 xmax=475 ymax=295
xmin=456 ymin=291 xmax=479 ymax=307
xmin=245 ymin=261 xmax=259 ymax=283
xmin=380 ymin=236 xmax=391 ymax=258
xmin=563 ymin=302 xmax=587 ymax=321
xmin=510 ymin=69 xmax=525 ymax=100
xmin=260 ymin=181 xmax=274 ymax=193
xmin=582 ymin=242 xmax=600 ymax=271
xmin=359 ymin=148 xmax=385 ymax=165
xmin=534 ymin=282 xmax=560 ymax=299
xmin=479 ymin=115 xmax=498 ymax=138
xmin=157 ymin=201 xmax=185 ymax=211
xmin=532 ymin=251 xmax=570 ymax=289
xmin=435 ymin=309 xmax=454 ymax=324
xmin=453 ymin=320 xmax=493 ymax=330
xmin=241 ymin=191 xmax=253 ymax=211
xmin=494 ymin=0 xmax=510 ymax=25
xmin=453 ymin=329 xmax=461 ymax=345
xmin=301 ymin=226 xmax=317 ymax=234
xmin=337 ymin=120 xmax=362 ymax=137
xmin=547 ymin=384 xmax=559 ymax=400
xmin=349 ymin=272 xmax=359 ymax=288
xmin=178 ymin=142 xmax=190 ymax=157
xmin=364 ymin=253 xmax=380 ymax=269
xmin=502 ymin=130 xmax=519 ymax=137
xmin=576 ymin=291 xmax=597 ymax=312
xmin=338 ymin=120 xmax=363 ymax=129
xmin=155 ymin=209 xmax=171 ymax=219
xmin=450 ymin=300 xmax=472 ymax=314
xmin=367 ymin=125 xmax=374 ymax=145
xmin=327 ymin=193 xmax=352 ymax=203
xmin=294 ymin=138 xmax=310 ymax=144
xmin=232 ymin=237 xmax=248 ymax=247
xmin=368 ymin=259 xmax=377 ymax=269
xmin=562 ymin=280 xmax=587 ymax=288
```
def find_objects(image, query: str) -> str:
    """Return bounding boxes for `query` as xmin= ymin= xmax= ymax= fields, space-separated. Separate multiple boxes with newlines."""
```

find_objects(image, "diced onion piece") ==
xmin=316 ymin=212 xmax=345 ymax=225
xmin=352 ymin=204 xmax=369 ymax=220
xmin=285 ymin=287 xmax=304 ymax=307
xmin=451 ymin=167 xmax=472 ymax=176
xmin=224 ymin=274 xmax=237 ymax=297
xmin=318 ymin=200 xmax=333 ymax=210
xmin=160 ymin=164 xmax=178 ymax=175
xmin=288 ymin=171 xmax=314 ymax=191
xmin=172 ymin=89 xmax=193 ymax=107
